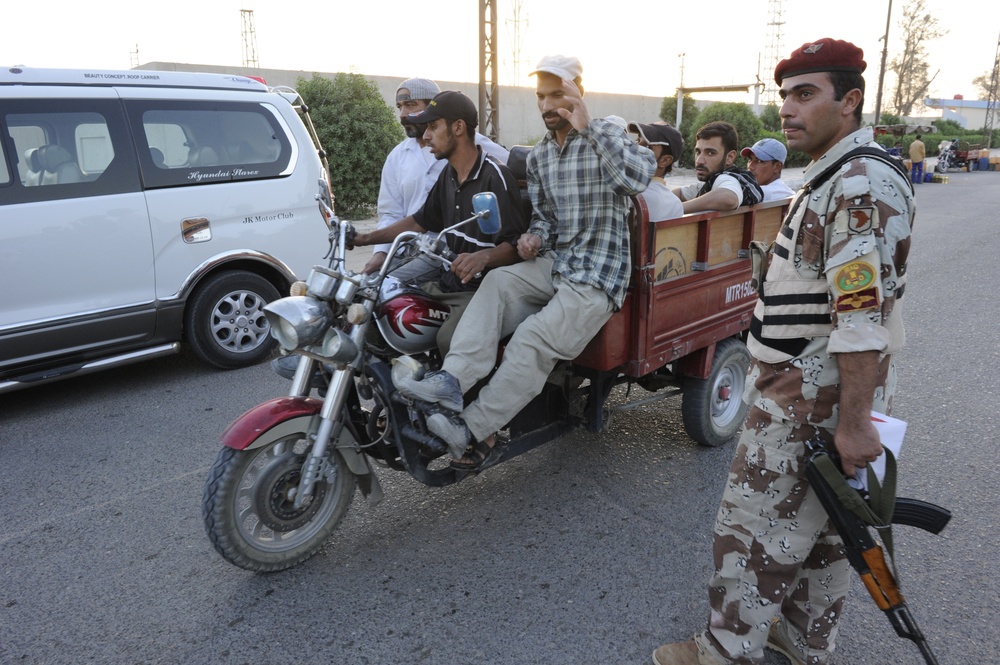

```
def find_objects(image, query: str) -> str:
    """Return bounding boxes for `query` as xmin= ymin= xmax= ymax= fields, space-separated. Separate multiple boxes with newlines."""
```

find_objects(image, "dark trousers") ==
xmin=911 ymin=160 xmax=924 ymax=183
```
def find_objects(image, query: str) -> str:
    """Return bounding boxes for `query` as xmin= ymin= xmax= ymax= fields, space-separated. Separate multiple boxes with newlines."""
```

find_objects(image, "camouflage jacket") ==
xmin=746 ymin=127 xmax=916 ymax=425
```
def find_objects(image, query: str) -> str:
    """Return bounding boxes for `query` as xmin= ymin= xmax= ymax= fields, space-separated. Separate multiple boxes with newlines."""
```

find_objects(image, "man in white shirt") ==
xmin=366 ymin=77 xmax=509 ymax=274
xmin=672 ymin=121 xmax=762 ymax=213
xmin=741 ymin=138 xmax=794 ymax=201
xmin=627 ymin=121 xmax=685 ymax=221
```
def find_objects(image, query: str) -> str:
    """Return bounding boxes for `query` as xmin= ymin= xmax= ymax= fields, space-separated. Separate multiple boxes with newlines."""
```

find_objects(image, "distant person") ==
xmin=367 ymin=77 xmax=510 ymax=275
xmin=628 ymin=121 xmax=685 ymax=220
xmin=352 ymin=91 xmax=527 ymax=355
xmin=741 ymin=138 xmax=794 ymax=201
xmin=673 ymin=121 xmax=762 ymax=213
xmin=909 ymin=133 xmax=926 ymax=184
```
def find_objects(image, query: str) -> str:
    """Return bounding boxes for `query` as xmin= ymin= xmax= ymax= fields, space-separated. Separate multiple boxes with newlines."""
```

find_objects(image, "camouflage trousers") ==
xmin=695 ymin=408 xmax=851 ymax=665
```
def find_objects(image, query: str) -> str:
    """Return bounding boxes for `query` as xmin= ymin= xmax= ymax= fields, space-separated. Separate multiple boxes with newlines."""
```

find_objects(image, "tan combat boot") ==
xmin=651 ymin=640 xmax=725 ymax=665
xmin=766 ymin=621 xmax=805 ymax=665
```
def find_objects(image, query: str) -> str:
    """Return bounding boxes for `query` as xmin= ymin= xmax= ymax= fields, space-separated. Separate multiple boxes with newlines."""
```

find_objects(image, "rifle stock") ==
xmin=805 ymin=447 xmax=941 ymax=665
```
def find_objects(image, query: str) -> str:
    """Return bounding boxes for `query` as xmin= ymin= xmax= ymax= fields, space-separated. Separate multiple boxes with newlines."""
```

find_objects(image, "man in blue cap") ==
xmin=741 ymin=138 xmax=794 ymax=201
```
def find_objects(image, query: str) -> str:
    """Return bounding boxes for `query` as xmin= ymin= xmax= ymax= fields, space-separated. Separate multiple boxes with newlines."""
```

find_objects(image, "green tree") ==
xmin=889 ymin=0 xmax=947 ymax=116
xmin=691 ymin=102 xmax=764 ymax=160
xmin=759 ymin=104 xmax=781 ymax=132
xmin=297 ymin=73 xmax=403 ymax=219
xmin=879 ymin=112 xmax=903 ymax=125
xmin=659 ymin=94 xmax=699 ymax=133
xmin=973 ymin=69 xmax=998 ymax=101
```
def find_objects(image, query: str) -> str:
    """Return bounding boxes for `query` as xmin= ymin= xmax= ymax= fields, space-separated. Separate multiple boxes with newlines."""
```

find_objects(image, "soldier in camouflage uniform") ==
xmin=652 ymin=38 xmax=916 ymax=665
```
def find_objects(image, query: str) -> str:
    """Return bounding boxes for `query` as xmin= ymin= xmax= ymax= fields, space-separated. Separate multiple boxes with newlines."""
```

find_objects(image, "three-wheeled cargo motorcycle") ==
xmin=202 ymin=170 xmax=791 ymax=572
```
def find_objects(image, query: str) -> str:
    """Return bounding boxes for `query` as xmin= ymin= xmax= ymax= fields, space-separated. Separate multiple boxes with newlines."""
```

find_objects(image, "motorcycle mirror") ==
xmin=472 ymin=192 xmax=501 ymax=235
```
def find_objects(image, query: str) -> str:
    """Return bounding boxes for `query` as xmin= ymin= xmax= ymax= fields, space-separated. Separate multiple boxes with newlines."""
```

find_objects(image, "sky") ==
xmin=5 ymin=0 xmax=999 ymax=114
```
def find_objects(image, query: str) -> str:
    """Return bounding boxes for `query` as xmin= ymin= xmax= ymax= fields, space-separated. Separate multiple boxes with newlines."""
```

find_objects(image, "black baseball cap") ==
xmin=627 ymin=121 xmax=684 ymax=161
xmin=405 ymin=90 xmax=479 ymax=129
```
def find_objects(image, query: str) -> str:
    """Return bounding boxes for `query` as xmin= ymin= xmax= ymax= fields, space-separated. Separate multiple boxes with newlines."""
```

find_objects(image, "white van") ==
xmin=0 ymin=66 xmax=332 ymax=393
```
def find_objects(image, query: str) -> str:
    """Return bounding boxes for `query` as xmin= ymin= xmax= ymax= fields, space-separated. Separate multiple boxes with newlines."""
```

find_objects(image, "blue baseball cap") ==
xmin=741 ymin=138 xmax=788 ymax=164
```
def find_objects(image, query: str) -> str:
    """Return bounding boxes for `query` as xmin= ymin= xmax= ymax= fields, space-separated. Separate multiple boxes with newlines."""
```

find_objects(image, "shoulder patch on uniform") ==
xmin=834 ymin=261 xmax=877 ymax=294
xmin=836 ymin=287 xmax=880 ymax=312
xmin=847 ymin=206 xmax=875 ymax=234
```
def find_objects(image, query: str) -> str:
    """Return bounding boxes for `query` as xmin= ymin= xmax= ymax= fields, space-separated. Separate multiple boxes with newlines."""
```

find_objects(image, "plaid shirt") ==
xmin=526 ymin=119 xmax=655 ymax=308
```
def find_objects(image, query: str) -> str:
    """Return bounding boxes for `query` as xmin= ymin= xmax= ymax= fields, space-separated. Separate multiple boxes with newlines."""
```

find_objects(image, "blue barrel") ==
xmin=980 ymin=157 xmax=990 ymax=171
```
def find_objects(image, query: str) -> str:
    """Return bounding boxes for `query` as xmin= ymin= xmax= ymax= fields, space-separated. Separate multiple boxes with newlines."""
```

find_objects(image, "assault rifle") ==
xmin=804 ymin=440 xmax=950 ymax=665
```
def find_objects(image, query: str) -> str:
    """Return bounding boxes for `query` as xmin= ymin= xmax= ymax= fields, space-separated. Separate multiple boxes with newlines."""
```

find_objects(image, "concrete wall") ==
xmin=140 ymin=62 xmax=666 ymax=148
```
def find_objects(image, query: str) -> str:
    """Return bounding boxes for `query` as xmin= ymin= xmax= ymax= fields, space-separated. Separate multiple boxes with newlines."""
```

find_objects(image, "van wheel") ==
xmin=681 ymin=338 xmax=751 ymax=447
xmin=185 ymin=270 xmax=280 ymax=369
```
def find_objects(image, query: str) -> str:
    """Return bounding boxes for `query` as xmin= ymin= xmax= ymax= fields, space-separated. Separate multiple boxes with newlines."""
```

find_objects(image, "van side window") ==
xmin=127 ymin=101 xmax=292 ymax=189
xmin=0 ymin=100 xmax=139 ymax=205
xmin=0 ymin=139 xmax=10 ymax=186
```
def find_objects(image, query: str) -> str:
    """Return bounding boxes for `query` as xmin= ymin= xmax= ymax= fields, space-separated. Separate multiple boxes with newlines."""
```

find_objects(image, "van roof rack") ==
xmin=0 ymin=66 xmax=269 ymax=92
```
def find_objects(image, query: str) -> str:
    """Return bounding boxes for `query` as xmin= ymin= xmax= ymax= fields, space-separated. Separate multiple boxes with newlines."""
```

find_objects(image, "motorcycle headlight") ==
xmin=263 ymin=296 xmax=333 ymax=351
xmin=320 ymin=327 xmax=360 ymax=364
xmin=305 ymin=266 xmax=341 ymax=300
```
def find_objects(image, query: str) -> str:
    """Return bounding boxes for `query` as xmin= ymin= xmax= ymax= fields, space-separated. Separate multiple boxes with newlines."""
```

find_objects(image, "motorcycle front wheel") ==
xmin=203 ymin=433 xmax=357 ymax=572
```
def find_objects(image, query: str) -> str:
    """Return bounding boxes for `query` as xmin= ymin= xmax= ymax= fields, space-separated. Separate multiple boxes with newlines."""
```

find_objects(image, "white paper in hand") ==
xmin=870 ymin=411 xmax=907 ymax=484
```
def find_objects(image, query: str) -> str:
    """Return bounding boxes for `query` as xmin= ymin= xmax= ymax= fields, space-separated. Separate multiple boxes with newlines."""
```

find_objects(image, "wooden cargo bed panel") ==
xmin=574 ymin=198 xmax=791 ymax=376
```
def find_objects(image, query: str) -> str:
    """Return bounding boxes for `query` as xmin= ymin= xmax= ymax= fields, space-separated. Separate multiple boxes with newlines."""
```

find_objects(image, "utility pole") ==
xmin=675 ymin=53 xmax=685 ymax=127
xmin=505 ymin=0 xmax=528 ymax=86
xmin=479 ymin=0 xmax=500 ymax=142
xmin=241 ymin=9 xmax=259 ymax=69
xmin=761 ymin=0 xmax=785 ymax=106
xmin=874 ymin=0 xmax=893 ymax=126
xmin=984 ymin=32 xmax=1000 ymax=149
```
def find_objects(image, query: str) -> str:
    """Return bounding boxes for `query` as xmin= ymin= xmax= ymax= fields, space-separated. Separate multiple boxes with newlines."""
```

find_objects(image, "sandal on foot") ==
xmin=450 ymin=435 xmax=498 ymax=471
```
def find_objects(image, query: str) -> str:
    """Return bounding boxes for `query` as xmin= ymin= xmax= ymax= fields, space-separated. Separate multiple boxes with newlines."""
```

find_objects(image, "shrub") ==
xmin=932 ymin=118 xmax=964 ymax=135
xmin=297 ymin=73 xmax=403 ymax=219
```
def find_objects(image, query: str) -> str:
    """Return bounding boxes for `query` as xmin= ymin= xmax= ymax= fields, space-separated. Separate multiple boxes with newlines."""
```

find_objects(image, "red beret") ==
xmin=774 ymin=38 xmax=866 ymax=85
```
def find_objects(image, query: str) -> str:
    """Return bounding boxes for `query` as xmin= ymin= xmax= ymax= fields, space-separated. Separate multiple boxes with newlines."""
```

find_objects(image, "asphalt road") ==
xmin=2 ymin=171 xmax=998 ymax=664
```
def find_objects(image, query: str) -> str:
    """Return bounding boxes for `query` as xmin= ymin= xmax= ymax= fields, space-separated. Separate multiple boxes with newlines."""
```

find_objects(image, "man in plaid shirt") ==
xmin=395 ymin=54 xmax=656 ymax=469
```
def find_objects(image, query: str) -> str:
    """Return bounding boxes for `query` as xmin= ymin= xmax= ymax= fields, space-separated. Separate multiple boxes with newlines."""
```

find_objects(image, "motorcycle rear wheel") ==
xmin=203 ymin=433 xmax=357 ymax=572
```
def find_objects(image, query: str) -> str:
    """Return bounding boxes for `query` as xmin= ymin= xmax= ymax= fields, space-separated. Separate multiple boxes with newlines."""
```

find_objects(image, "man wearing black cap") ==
xmin=367 ymin=78 xmax=510 ymax=275
xmin=652 ymin=38 xmax=916 ymax=665
xmin=353 ymin=90 xmax=526 ymax=355
xmin=628 ymin=121 xmax=684 ymax=221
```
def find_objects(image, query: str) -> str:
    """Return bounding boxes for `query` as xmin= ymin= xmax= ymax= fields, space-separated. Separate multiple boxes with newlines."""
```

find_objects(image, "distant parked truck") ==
xmin=936 ymin=138 xmax=979 ymax=172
